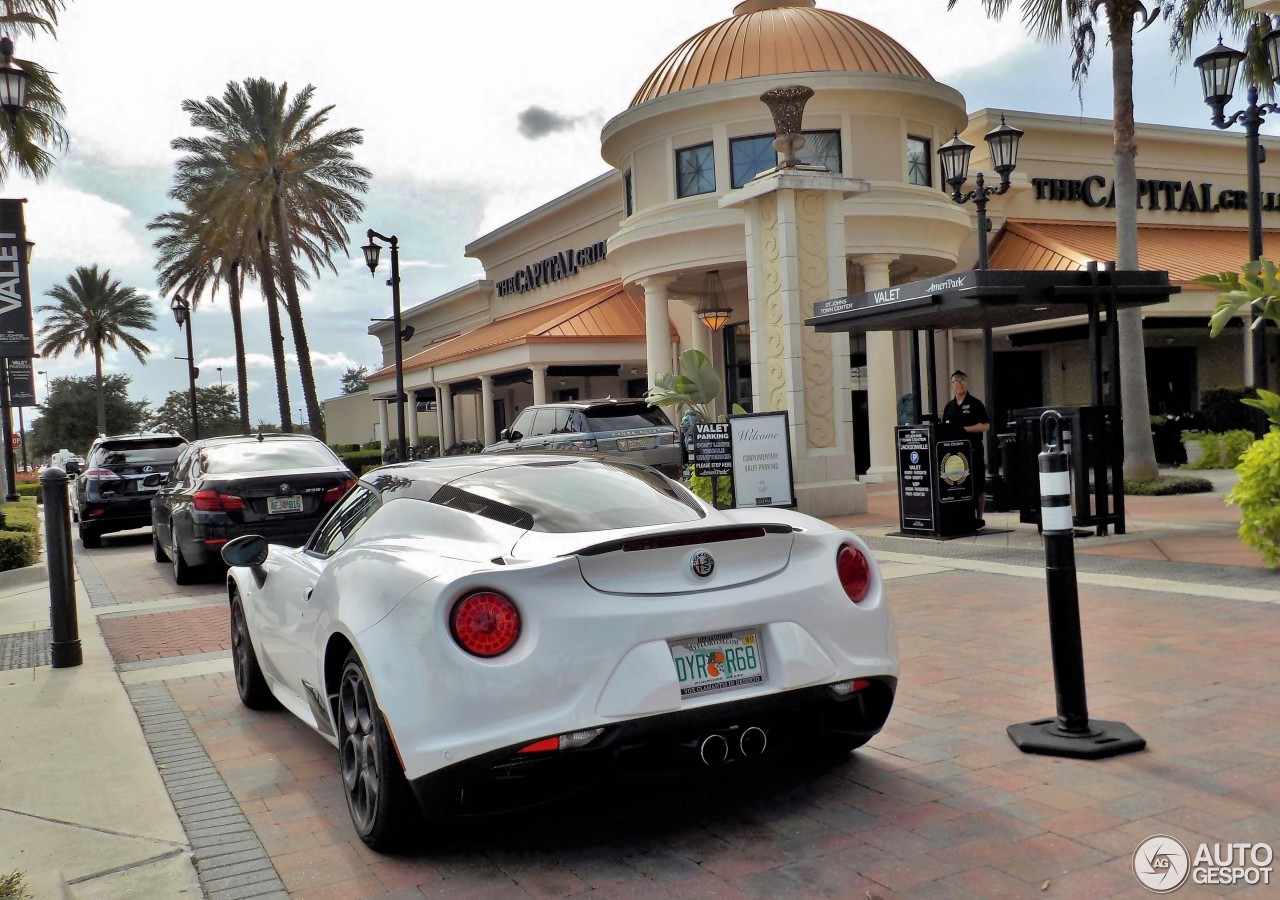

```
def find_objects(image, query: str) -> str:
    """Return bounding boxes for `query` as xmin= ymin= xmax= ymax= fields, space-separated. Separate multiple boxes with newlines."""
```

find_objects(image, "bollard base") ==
xmin=1007 ymin=718 xmax=1145 ymax=759
xmin=50 ymin=640 xmax=83 ymax=669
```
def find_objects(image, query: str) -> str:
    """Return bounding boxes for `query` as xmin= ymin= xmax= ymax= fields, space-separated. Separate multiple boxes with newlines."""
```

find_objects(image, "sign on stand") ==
xmin=692 ymin=422 xmax=732 ymax=478
xmin=728 ymin=411 xmax=795 ymax=509
xmin=897 ymin=426 xmax=933 ymax=532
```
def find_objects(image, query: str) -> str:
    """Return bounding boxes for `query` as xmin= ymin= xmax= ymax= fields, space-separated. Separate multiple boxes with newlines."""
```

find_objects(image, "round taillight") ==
xmin=836 ymin=544 xmax=870 ymax=603
xmin=451 ymin=592 xmax=521 ymax=657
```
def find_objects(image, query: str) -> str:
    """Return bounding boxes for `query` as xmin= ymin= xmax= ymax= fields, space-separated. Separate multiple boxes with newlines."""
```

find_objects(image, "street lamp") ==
xmin=361 ymin=229 xmax=411 ymax=463
xmin=170 ymin=295 xmax=199 ymax=438
xmin=1195 ymin=32 xmax=1280 ymax=397
xmin=937 ymin=115 xmax=1025 ymax=478
xmin=217 ymin=366 xmax=223 ymax=387
xmin=35 ymin=369 xmax=48 ymax=402
xmin=0 ymin=37 xmax=29 ymax=127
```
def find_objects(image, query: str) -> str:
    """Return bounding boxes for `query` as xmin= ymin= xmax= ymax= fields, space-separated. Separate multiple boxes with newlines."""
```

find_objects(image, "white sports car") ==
xmin=222 ymin=454 xmax=898 ymax=850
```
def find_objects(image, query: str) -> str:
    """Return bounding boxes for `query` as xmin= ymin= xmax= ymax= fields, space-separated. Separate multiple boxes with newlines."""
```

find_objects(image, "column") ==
xmin=1244 ymin=308 xmax=1256 ymax=385
xmin=640 ymin=276 xmax=673 ymax=386
xmin=377 ymin=400 xmax=389 ymax=451
xmin=440 ymin=383 xmax=455 ymax=449
xmin=431 ymin=384 xmax=444 ymax=453
xmin=531 ymin=364 xmax=548 ymax=406
xmin=481 ymin=375 xmax=496 ymax=446
xmin=862 ymin=254 xmax=899 ymax=484
xmin=407 ymin=390 xmax=420 ymax=450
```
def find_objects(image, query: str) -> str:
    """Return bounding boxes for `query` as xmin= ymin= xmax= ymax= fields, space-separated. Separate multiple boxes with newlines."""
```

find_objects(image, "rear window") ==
xmin=93 ymin=442 xmax=185 ymax=467
xmin=202 ymin=441 xmax=343 ymax=474
xmin=434 ymin=459 xmax=703 ymax=533
xmin=582 ymin=405 xmax=672 ymax=433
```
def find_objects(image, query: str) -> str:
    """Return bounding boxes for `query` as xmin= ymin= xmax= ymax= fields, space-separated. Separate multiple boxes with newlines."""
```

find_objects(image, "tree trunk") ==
xmin=256 ymin=230 xmax=293 ymax=432
xmin=94 ymin=341 xmax=106 ymax=435
xmin=271 ymin=182 xmax=326 ymax=443
xmin=225 ymin=262 xmax=251 ymax=434
xmin=1110 ymin=8 xmax=1160 ymax=481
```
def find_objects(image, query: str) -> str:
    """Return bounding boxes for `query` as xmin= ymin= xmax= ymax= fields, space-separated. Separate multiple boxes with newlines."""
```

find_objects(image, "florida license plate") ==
xmin=669 ymin=629 xmax=765 ymax=698
xmin=267 ymin=496 xmax=302 ymax=514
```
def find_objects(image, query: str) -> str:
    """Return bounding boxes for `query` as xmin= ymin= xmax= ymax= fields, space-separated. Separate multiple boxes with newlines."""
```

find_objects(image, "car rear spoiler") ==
xmin=572 ymin=523 xmax=795 ymax=557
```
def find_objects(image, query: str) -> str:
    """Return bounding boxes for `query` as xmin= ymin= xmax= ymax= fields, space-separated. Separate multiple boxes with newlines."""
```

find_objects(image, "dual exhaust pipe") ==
xmin=699 ymin=725 xmax=767 ymax=766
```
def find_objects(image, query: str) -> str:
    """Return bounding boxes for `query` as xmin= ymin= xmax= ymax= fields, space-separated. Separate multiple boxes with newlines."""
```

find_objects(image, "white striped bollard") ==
xmin=1006 ymin=410 xmax=1145 ymax=759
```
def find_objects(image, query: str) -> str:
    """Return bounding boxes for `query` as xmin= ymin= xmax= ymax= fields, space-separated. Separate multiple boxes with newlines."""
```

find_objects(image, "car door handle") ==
xmin=304 ymin=589 xmax=313 ymax=603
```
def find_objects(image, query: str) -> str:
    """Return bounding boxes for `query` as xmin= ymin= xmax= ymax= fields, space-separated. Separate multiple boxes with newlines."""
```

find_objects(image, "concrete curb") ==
xmin=0 ymin=561 xmax=47 ymax=590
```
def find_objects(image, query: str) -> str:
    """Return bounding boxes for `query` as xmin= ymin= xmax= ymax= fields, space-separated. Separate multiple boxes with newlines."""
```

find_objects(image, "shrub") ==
xmin=687 ymin=473 xmax=733 ymax=507
xmin=1123 ymin=475 xmax=1214 ymax=496
xmin=16 ymin=481 xmax=40 ymax=503
xmin=0 ymin=500 xmax=41 ymax=571
xmin=337 ymin=448 xmax=384 ymax=476
xmin=1228 ymin=429 xmax=1280 ymax=567
xmin=444 ymin=441 xmax=483 ymax=456
xmin=1199 ymin=387 xmax=1257 ymax=433
xmin=2 ymin=498 xmax=39 ymax=533
xmin=1183 ymin=429 xmax=1256 ymax=469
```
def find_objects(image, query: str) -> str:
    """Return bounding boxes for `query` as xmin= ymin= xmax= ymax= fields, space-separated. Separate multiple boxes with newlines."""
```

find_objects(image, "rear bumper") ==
xmin=185 ymin=518 xmax=319 ymax=565
xmin=79 ymin=497 xmax=154 ymax=534
xmin=409 ymin=677 xmax=896 ymax=815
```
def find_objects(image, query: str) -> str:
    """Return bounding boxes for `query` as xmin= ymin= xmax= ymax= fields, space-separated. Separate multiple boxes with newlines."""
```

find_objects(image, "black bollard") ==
xmin=40 ymin=466 xmax=82 ymax=668
xmin=1006 ymin=411 xmax=1143 ymax=759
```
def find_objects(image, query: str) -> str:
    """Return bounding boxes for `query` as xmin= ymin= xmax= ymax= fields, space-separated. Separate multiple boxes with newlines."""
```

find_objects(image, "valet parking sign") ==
xmin=0 ymin=200 xmax=33 ymax=359
xmin=728 ymin=411 xmax=795 ymax=509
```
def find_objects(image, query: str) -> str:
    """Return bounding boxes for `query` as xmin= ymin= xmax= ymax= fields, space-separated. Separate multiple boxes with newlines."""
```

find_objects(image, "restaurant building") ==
xmin=335 ymin=0 xmax=1280 ymax=515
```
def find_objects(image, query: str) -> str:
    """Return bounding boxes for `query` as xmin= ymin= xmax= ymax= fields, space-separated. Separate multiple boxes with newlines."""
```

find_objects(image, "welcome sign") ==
xmin=0 ymin=200 xmax=33 ymax=358
xmin=729 ymin=411 xmax=795 ymax=509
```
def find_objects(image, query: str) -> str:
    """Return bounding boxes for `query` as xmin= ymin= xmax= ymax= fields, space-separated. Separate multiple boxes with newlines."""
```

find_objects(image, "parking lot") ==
xmin=75 ymin=503 xmax=1280 ymax=899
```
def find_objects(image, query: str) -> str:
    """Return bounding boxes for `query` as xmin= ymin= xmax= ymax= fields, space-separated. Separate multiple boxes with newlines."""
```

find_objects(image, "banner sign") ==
xmin=5 ymin=358 xmax=34 ymax=406
xmin=729 ymin=411 xmax=795 ymax=509
xmin=811 ymin=271 xmax=969 ymax=319
xmin=692 ymin=422 xmax=732 ymax=478
xmin=0 ymin=200 xmax=33 ymax=358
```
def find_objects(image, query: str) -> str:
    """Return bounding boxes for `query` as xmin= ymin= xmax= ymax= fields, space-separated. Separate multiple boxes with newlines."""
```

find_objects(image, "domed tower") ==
xmin=602 ymin=0 xmax=974 ymax=508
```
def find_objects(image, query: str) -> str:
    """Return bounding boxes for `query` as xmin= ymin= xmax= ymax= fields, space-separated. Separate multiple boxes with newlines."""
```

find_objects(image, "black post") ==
xmin=973 ymin=182 xmax=999 ymax=472
xmin=183 ymin=315 xmax=199 ymax=439
xmin=1007 ymin=410 xmax=1144 ymax=759
xmin=1087 ymin=262 xmax=1108 ymax=536
xmin=1245 ymin=88 xmax=1268 ymax=398
xmin=925 ymin=328 xmax=938 ymax=418
xmin=367 ymin=230 xmax=406 ymax=463
xmin=18 ymin=404 xmax=27 ymax=472
xmin=1105 ymin=261 xmax=1126 ymax=535
xmin=41 ymin=466 xmax=81 ymax=668
xmin=0 ymin=361 xmax=18 ymax=501
xmin=909 ymin=330 xmax=922 ymax=424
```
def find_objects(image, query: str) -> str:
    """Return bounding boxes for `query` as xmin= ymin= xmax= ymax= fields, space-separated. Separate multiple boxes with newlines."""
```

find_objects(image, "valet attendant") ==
xmin=941 ymin=370 xmax=991 ymax=528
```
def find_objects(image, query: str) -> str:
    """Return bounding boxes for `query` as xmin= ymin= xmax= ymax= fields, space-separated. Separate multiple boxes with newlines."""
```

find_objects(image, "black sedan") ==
xmin=151 ymin=434 xmax=356 ymax=583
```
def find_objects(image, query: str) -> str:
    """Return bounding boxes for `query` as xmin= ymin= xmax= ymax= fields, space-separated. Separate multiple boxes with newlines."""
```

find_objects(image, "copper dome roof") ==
xmin=630 ymin=0 xmax=933 ymax=108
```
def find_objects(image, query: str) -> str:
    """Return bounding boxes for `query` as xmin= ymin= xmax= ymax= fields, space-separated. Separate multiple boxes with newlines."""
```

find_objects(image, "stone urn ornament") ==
xmin=760 ymin=84 xmax=814 ymax=168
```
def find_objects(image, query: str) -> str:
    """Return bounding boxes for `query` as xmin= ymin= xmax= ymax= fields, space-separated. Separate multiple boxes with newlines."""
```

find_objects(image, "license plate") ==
xmin=669 ymin=629 xmax=766 ymax=698
xmin=619 ymin=437 xmax=656 ymax=451
xmin=267 ymin=496 xmax=303 ymax=514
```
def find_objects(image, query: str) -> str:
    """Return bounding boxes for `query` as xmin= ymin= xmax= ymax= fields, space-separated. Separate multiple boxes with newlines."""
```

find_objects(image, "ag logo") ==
xmin=689 ymin=550 xmax=714 ymax=578
xmin=939 ymin=452 xmax=969 ymax=486
xmin=1133 ymin=835 xmax=1190 ymax=892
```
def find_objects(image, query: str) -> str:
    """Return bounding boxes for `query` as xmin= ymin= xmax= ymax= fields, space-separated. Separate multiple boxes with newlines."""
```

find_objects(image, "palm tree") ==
xmin=172 ymin=77 xmax=371 ymax=443
xmin=0 ymin=1 xmax=69 ymax=182
xmin=37 ymin=265 xmax=155 ymax=434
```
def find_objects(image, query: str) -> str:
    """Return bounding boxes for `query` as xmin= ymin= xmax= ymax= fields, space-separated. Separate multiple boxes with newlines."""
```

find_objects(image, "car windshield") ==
xmin=95 ymin=442 xmax=185 ymax=467
xmin=436 ymin=460 xmax=704 ymax=533
xmin=583 ymin=406 xmax=672 ymax=432
xmin=202 ymin=441 xmax=341 ymax=474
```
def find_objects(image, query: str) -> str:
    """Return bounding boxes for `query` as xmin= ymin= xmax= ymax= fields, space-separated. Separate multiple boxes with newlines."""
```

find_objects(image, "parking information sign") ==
xmin=729 ymin=411 xmax=795 ymax=509
xmin=692 ymin=422 xmax=732 ymax=477
xmin=0 ymin=200 xmax=33 ymax=358
xmin=5 ymin=358 xmax=35 ymax=406
xmin=898 ymin=426 xmax=933 ymax=531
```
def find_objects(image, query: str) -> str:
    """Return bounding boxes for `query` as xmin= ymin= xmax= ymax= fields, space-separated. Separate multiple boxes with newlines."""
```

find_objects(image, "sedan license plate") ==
xmin=619 ymin=436 xmax=656 ymax=451
xmin=669 ymin=629 xmax=765 ymax=698
xmin=267 ymin=496 xmax=303 ymax=515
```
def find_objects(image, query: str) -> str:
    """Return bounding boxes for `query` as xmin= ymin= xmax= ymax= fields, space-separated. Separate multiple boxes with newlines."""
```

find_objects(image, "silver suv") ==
xmin=483 ymin=399 xmax=681 ymax=477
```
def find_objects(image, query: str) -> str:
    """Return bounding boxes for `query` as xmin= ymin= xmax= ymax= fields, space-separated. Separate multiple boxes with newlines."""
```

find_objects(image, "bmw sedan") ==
xmin=152 ymin=433 xmax=355 ymax=584
xmin=220 ymin=453 xmax=898 ymax=850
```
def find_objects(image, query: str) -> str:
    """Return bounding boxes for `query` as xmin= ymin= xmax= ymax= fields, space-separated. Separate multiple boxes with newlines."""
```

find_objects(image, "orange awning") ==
xmin=371 ymin=282 xmax=678 ymax=381
xmin=989 ymin=220 xmax=1280 ymax=284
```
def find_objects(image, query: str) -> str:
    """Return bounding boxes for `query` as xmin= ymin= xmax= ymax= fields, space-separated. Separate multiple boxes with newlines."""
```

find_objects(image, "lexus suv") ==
xmin=78 ymin=433 xmax=189 ymax=548
xmin=482 ymin=399 xmax=681 ymax=477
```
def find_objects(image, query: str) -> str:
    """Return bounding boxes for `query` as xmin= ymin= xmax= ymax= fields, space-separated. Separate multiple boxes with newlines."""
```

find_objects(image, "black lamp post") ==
xmin=170 ymin=296 xmax=199 ymax=438
xmin=361 ymin=229 xmax=410 ymax=463
xmin=0 ymin=37 xmax=29 ymax=126
xmin=938 ymin=115 xmax=1025 ymax=466
xmin=1195 ymin=31 xmax=1280 ymax=397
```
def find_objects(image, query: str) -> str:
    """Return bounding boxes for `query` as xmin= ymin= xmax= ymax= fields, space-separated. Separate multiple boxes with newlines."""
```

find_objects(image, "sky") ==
xmin=10 ymin=0 xmax=1266 ymax=434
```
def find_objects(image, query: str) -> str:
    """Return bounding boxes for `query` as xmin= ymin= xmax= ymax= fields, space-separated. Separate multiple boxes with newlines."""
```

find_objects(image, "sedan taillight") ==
xmin=836 ymin=544 xmax=871 ymax=603
xmin=451 ymin=591 xmax=520 ymax=657
xmin=192 ymin=490 xmax=246 ymax=512
xmin=323 ymin=477 xmax=358 ymax=504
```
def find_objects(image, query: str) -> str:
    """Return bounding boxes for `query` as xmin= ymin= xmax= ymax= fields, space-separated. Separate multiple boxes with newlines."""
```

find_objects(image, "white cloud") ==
xmin=14 ymin=175 xmax=148 ymax=269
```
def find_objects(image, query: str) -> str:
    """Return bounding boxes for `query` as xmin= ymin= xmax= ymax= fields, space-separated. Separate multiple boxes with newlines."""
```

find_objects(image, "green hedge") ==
xmin=1183 ymin=429 xmax=1256 ymax=469
xmin=338 ymin=448 xmax=385 ymax=476
xmin=1124 ymin=475 xmax=1215 ymax=496
xmin=16 ymin=482 xmax=40 ymax=503
xmin=0 ymin=498 xmax=41 ymax=570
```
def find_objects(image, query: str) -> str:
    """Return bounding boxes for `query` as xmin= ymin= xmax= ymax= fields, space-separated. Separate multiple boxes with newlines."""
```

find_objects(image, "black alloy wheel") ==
xmin=337 ymin=652 xmax=415 ymax=849
xmin=230 ymin=596 xmax=278 ymax=710
xmin=171 ymin=523 xmax=193 ymax=585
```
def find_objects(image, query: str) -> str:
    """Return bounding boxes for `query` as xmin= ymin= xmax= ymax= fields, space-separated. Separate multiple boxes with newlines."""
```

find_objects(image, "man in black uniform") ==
xmin=941 ymin=370 xmax=990 ymax=528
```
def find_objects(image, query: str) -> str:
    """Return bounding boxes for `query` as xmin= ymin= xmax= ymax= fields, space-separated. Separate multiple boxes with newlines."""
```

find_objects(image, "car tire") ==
xmin=78 ymin=525 xmax=100 ymax=549
xmin=171 ymin=524 xmax=193 ymax=585
xmin=337 ymin=651 xmax=417 ymax=850
xmin=153 ymin=528 xmax=169 ymax=563
xmin=230 ymin=595 xmax=279 ymax=711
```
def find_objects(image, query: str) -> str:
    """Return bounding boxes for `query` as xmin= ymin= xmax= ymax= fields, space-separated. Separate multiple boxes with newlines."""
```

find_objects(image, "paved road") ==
xmin=80 ymin=525 xmax=1280 ymax=899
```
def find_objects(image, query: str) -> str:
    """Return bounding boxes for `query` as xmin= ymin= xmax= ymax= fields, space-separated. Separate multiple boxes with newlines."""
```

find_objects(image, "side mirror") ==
xmin=508 ymin=430 xmax=522 ymax=442
xmin=222 ymin=534 xmax=268 ymax=568
xmin=498 ymin=428 xmax=509 ymax=442
xmin=65 ymin=460 xmax=82 ymax=475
